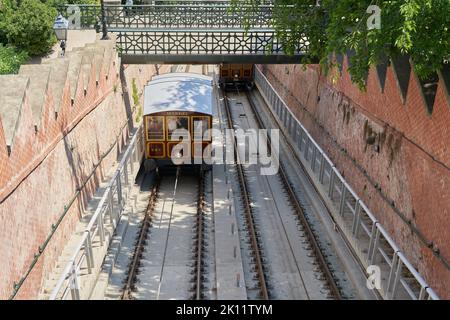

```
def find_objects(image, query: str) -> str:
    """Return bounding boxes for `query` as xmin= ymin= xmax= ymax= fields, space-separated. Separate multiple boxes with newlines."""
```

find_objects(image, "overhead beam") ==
xmin=114 ymin=29 xmax=309 ymax=63
xmin=120 ymin=54 xmax=315 ymax=64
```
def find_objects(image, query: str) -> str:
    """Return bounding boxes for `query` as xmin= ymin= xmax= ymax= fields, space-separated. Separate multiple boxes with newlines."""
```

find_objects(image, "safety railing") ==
xmin=114 ymin=29 xmax=308 ymax=56
xmin=59 ymin=4 xmax=275 ymax=30
xmin=254 ymin=67 xmax=439 ymax=300
xmin=49 ymin=126 xmax=144 ymax=300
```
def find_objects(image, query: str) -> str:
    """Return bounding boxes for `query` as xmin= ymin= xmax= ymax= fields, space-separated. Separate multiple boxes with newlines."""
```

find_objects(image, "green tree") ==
xmin=0 ymin=0 xmax=17 ymax=44
xmin=233 ymin=0 xmax=450 ymax=90
xmin=2 ymin=0 xmax=58 ymax=56
xmin=0 ymin=44 xmax=29 ymax=74
xmin=45 ymin=0 xmax=100 ymax=7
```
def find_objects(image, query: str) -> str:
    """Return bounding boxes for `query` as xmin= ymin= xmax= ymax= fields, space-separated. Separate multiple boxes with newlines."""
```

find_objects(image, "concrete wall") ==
xmin=258 ymin=60 xmax=449 ymax=299
xmin=0 ymin=37 xmax=163 ymax=299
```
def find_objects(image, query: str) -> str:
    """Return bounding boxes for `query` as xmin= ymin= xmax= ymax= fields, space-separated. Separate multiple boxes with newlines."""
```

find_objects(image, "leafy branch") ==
xmin=232 ymin=0 xmax=450 ymax=90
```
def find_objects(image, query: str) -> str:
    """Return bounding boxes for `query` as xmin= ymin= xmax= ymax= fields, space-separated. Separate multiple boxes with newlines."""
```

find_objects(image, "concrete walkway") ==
xmin=28 ymin=30 xmax=98 ymax=64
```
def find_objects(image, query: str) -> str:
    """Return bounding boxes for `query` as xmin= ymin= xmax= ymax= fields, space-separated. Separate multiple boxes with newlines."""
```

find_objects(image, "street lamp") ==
xmin=53 ymin=14 xmax=69 ymax=56
xmin=53 ymin=14 xmax=69 ymax=41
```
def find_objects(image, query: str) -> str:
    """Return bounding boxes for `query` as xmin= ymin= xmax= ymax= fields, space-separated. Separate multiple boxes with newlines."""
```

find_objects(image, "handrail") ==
xmin=61 ymin=4 xmax=278 ymax=9
xmin=254 ymin=67 xmax=440 ymax=300
xmin=58 ymin=3 xmax=278 ymax=30
xmin=49 ymin=126 xmax=143 ymax=300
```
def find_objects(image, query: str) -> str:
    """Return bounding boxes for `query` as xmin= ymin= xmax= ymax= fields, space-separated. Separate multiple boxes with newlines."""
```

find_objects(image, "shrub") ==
xmin=0 ymin=44 xmax=29 ymax=74
xmin=3 ymin=0 xmax=58 ymax=56
xmin=135 ymin=104 xmax=143 ymax=123
xmin=132 ymin=78 xmax=140 ymax=106
xmin=132 ymin=78 xmax=143 ymax=122
xmin=0 ymin=0 xmax=15 ymax=44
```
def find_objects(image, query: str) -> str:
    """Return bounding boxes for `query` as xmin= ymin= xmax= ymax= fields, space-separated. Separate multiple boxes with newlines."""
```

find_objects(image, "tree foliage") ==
xmin=0 ymin=44 xmax=29 ymax=74
xmin=1 ymin=0 xmax=57 ymax=56
xmin=43 ymin=0 xmax=100 ymax=7
xmin=232 ymin=0 xmax=450 ymax=90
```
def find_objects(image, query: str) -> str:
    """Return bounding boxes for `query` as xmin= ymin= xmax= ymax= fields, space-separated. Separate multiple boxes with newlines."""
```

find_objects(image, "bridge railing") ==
xmin=59 ymin=3 xmax=311 ymax=62
xmin=49 ymin=126 xmax=144 ymax=300
xmin=114 ymin=28 xmax=308 ymax=55
xmin=60 ymin=4 xmax=275 ymax=29
xmin=254 ymin=67 xmax=440 ymax=300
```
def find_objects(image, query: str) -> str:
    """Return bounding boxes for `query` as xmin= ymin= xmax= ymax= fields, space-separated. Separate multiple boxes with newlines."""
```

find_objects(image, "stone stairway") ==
xmin=29 ymin=37 xmax=121 ymax=300
xmin=0 ymin=34 xmax=116 ymax=160
xmin=0 ymin=75 xmax=30 ymax=152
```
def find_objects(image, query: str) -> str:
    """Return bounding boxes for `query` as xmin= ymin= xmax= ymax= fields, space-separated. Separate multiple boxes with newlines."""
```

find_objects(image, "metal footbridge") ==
xmin=60 ymin=2 xmax=311 ymax=64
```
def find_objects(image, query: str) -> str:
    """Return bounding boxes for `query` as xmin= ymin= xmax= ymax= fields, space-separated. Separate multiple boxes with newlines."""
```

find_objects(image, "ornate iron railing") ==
xmin=60 ymin=3 xmax=310 ymax=63
xmin=114 ymin=28 xmax=309 ymax=63
xmin=60 ymin=4 xmax=275 ymax=29
xmin=114 ymin=28 xmax=306 ymax=55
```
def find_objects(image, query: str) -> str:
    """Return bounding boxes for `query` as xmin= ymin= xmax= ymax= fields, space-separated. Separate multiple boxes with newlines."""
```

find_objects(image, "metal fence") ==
xmin=254 ymin=67 xmax=439 ymax=300
xmin=115 ymin=29 xmax=307 ymax=55
xmin=60 ymin=4 xmax=275 ymax=30
xmin=59 ymin=4 xmax=310 ymax=63
xmin=49 ymin=126 xmax=144 ymax=300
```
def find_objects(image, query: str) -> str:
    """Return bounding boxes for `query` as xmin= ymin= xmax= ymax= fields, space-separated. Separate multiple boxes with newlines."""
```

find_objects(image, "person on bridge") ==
xmin=60 ymin=40 xmax=66 ymax=57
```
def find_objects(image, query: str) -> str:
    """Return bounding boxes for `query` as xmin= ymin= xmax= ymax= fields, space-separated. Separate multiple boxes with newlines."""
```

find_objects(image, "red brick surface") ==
xmin=258 ymin=61 xmax=450 ymax=299
xmin=0 ymin=47 xmax=166 ymax=299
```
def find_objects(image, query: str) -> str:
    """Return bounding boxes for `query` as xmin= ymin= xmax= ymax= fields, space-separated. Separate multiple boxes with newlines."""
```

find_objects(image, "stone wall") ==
xmin=0 ymin=36 xmax=164 ymax=299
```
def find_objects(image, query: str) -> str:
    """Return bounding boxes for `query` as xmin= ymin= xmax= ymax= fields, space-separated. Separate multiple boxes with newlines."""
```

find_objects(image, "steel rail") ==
xmin=221 ymin=88 xmax=269 ymax=300
xmin=194 ymin=166 xmax=206 ymax=299
xmin=194 ymin=66 xmax=209 ymax=300
xmin=122 ymin=172 xmax=161 ymax=300
xmin=245 ymin=90 xmax=342 ymax=299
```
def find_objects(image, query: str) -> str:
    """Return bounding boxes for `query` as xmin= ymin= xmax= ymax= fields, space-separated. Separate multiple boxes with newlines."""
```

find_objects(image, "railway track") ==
xmin=221 ymin=88 xmax=270 ymax=300
xmin=120 ymin=65 xmax=341 ymax=300
xmin=193 ymin=166 xmax=207 ymax=299
xmin=121 ymin=166 xmax=209 ymax=300
xmin=121 ymin=64 xmax=213 ymax=300
xmin=244 ymin=90 xmax=342 ymax=299
xmin=220 ymin=83 xmax=343 ymax=299
xmin=122 ymin=171 xmax=161 ymax=300
xmin=246 ymin=85 xmax=376 ymax=299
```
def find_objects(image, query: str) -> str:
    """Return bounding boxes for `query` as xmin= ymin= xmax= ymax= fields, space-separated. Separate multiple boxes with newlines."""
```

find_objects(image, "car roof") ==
xmin=144 ymin=72 xmax=213 ymax=116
